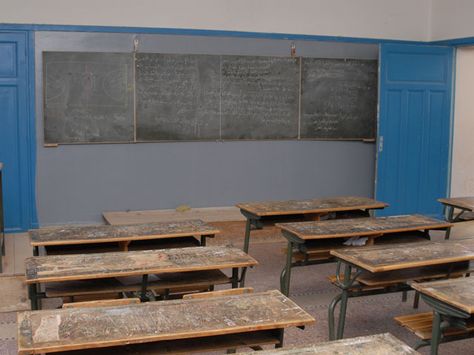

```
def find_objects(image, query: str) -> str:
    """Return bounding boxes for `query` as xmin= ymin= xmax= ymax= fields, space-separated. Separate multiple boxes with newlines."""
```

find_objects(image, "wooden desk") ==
xmin=277 ymin=215 xmax=451 ymax=295
xmin=438 ymin=196 xmax=474 ymax=223
xmin=17 ymin=290 xmax=314 ymax=355
xmin=412 ymin=278 xmax=474 ymax=355
xmin=328 ymin=239 xmax=474 ymax=340
xmin=29 ymin=220 xmax=219 ymax=255
xmin=241 ymin=333 xmax=419 ymax=354
xmin=25 ymin=246 xmax=257 ymax=310
xmin=0 ymin=162 xmax=4 ymax=273
xmin=237 ymin=196 xmax=387 ymax=254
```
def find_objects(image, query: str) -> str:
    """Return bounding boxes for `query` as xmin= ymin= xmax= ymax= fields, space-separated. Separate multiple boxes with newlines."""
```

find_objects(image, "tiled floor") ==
xmin=1 ymin=221 xmax=474 ymax=354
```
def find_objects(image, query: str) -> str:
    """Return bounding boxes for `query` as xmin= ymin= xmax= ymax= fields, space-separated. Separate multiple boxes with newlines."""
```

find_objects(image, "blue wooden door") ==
xmin=376 ymin=44 xmax=454 ymax=217
xmin=0 ymin=32 xmax=37 ymax=232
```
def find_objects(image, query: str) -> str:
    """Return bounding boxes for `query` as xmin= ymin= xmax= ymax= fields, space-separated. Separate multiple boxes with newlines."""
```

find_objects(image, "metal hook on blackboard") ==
xmin=133 ymin=38 xmax=139 ymax=53
xmin=290 ymin=43 xmax=296 ymax=58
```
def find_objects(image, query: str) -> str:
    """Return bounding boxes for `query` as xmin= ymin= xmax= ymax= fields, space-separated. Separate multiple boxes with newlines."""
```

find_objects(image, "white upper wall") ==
xmin=0 ymin=0 xmax=431 ymax=41
xmin=430 ymin=0 xmax=474 ymax=40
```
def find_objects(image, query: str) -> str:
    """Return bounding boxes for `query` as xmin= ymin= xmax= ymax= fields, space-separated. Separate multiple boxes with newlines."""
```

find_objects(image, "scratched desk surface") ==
xmin=236 ymin=196 xmax=387 ymax=217
xmin=330 ymin=239 xmax=474 ymax=273
xmin=412 ymin=277 xmax=474 ymax=314
xmin=438 ymin=197 xmax=474 ymax=211
xmin=25 ymin=246 xmax=257 ymax=283
xmin=241 ymin=333 xmax=419 ymax=354
xmin=277 ymin=215 xmax=451 ymax=240
xmin=17 ymin=290 xmax=315 ymax=355
xmin=29 ymin=220 xmax=219 ymax=246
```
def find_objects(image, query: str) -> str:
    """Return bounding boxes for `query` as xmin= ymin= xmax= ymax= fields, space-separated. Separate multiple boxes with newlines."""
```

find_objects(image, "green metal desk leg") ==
xmin=239 ymin=267 xmax=248 ymax=287
xmin=280 ymin=241 xmax=293 ymax=296
xmin=140 ymin=274 xmax=149 ymax=302
xmin=243 ymin=218 xmax=252 ymax=254
xmin=275 ymin=328 xmax=284 ymax=348
xmin=430 ymin=311 xmax=442 ymax=355
xmin=336 ymin=263 xmax=352 ymax=340
xmin=28 ymin=284 xmax=39 ymax=310
xmin=231 ymin=268 xmax=239 ymax=288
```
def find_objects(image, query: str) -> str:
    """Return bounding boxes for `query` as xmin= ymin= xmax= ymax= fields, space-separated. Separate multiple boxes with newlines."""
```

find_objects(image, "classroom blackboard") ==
xmin=43 ymin=51 xmax=377 ymax=143
xmin=300 ymin=58 xmax=377 ymax=139
xmin=136 ymin=53 xmax=221 ymax=141
xmin=220 ymin=56 xmax=299 ymax=139
xmin=43 ymin=52 xmax=134 ymax=144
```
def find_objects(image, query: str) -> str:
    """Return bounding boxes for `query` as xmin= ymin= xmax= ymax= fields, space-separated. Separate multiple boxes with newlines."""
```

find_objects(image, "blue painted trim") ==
xmin=0 ymin=22 xmax=430 ymax=45
xmin=431 ymin=37 xmax=474 ymax=47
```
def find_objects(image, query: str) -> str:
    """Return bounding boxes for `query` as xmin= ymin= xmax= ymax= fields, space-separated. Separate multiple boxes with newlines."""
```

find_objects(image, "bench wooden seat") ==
xmin=395 ymin=312 xmax=474 ymax=340
xmin=328 ymin=262 xmax=472 ymax=288
xmin=46 ymin=270 xmax=231 ymax=299
xmin=291 ymin=231 xmax=429 ymax=264
xmin=62 ymin=298 xmax=141 ymax=308
xmin=53 ymin=329 xmax=281 ymax=354
xmin=44 ymin=236 xmax=200 ymax=255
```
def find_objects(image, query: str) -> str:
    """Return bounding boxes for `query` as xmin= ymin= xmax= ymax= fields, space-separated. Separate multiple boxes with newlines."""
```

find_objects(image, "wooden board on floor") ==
xmin=25 ymin=246 xmax=258 ymax=283
xmin=412 ymin=277 xmax=474 ymax=314
xmin=103 ymin=207 xmax=245 ymax=225
xmin=17 ymin=290 xmax=315 ymax=354
xmin=236 ymin=196 xmax=387 ymax=217
xmin=330 ymin=239 xmax=474 ymax=273
xmin=277 ymin=215 xmax=451 ymax=240
xmin=438 ymin=197 xmax=474 ymax=211
xmin=239 ymin=333 xmax=419 ymax=354
xmin=30 ymin=220 xmax=219 ymax=247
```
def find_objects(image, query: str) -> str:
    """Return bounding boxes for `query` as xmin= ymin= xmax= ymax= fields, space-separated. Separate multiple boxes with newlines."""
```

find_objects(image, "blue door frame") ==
xmin=376 ymin=43 xmax=454 ymax=217
xmin=0 ymin=30 xmax=37 ymax=232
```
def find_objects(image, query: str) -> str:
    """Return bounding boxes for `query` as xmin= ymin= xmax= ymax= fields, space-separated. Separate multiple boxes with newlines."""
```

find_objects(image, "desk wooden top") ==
xmin=25 ymin=246 xmax=257 ymax=284
xmin=236 ymin=196 xmax=387 ymax=217
xmin=412 ymin=277 xmax=474 ymax=314
xmin=330 ymin=239 xmax=474 ymax=273
xmin=17 ymin=290 xmax=315 ymax=355
xmin=277 ymin=215 xmax=450 ymax=241
xmin=29 ymin=220 xmax=219 ymax=247
xmin=241 ymin=333 xmax=419 ymax=354
xmin=438 ymin=197 xmax=474 ymax=211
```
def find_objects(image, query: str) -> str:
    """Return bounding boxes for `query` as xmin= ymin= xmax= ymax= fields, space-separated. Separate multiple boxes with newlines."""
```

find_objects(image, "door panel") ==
xmin=0 ymin=32 xmax=36 ymax=231
xmin=377 ymin=44 xmax=453 ymax=217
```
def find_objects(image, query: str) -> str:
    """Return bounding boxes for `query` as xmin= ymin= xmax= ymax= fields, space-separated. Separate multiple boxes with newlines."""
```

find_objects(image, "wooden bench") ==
xmin=237 ymin=196 xmax=387 ymax=254
xmin=62 ymin=298 xmax=141 ymax=309
xmin=328 ymin=239 xmax=474 ymax=340
xmin=17 ymin=290 xmax=315 ymax=355
xmin=30 ymin=219 xmax=219 ymax=256
xmin=278 ymin=215 xmax=451 ymax=296
xmin=239 ymin=333 xmax=419 ymax=354
xmin=46 ymin=270 xmax=231 ymax=302
xmin=395 ymin=312 xmax=474 ymax=340
xmin=25 ymin=246 xmax=257 ymax=309
xmin=291 ymin=231 xmax=430 ymax=264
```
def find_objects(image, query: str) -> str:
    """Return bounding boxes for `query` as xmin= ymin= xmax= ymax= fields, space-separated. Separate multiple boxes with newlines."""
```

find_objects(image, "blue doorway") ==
xmin=376 ymin=43 xmax=454 ymax=217
xmin=0 ymin=31 xmax=37 ymax=232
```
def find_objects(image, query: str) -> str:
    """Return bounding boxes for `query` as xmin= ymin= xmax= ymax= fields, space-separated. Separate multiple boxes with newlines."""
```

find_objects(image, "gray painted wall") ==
xmin=35 ymin=31 xmax=378 ymax=225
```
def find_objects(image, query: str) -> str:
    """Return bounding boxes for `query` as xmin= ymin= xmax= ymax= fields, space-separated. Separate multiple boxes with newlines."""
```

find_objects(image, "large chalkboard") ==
xmin=43 ymin=52 xmax=134 ymax=144
xmin=220 ymin=56 xmax=299 ymax=140
xmin=135 ymin=54 xmax=221 ymax=141
xmin=43 ymin=51 xmax=377 ymax=144
xmin=300 ymin=58 xmax=377 ymax=139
